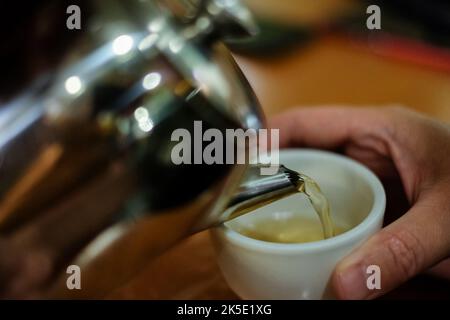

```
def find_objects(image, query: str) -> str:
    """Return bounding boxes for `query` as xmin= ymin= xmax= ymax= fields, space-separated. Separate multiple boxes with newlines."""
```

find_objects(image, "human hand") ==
xmin=270 ymin=106 xmax=450 ymax=299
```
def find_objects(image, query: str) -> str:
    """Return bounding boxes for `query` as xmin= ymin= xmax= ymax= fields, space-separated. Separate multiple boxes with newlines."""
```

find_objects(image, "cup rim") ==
xmin=213 ymin=149 xmax=386 ymax=254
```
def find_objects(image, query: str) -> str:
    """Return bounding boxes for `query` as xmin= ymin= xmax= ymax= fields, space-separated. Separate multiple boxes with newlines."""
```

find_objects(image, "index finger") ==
xmin=268 ymin=107 xmax=388 ymax=149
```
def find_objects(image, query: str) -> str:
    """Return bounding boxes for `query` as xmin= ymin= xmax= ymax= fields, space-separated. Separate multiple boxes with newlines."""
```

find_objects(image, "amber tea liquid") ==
xmin=235 ymin=173 xmax=346 ymax=243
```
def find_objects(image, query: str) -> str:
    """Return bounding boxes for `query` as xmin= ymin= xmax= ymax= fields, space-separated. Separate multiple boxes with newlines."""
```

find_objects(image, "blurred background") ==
xmin=233 ymin=0 xmax=450 ymax=121
xmin=1 ymin=0 xmax=449 ymax=299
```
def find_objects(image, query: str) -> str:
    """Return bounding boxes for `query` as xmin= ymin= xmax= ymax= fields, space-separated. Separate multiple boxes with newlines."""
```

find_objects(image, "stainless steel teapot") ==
xmin=0 ymin=0 xmax=302 ymax=298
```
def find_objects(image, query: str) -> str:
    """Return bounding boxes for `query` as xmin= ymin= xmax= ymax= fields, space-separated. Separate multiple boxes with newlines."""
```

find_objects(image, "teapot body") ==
xmin=0 ymin=0 xmax=267 ymax=298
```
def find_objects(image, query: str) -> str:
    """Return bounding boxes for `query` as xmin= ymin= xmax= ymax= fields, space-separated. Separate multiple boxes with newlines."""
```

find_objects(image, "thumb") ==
xmin=332 ymin=191 xmax=450 ymax=299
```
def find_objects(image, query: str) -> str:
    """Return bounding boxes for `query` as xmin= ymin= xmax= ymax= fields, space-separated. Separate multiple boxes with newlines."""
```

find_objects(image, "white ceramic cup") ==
xmin=210 ymin=149 xmax=386 ymax=299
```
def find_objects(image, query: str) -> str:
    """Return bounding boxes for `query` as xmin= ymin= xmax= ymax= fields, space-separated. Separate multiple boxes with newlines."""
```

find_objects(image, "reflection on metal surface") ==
xmin=142 ymin=72 xmax=162 ymax=91
xmin=134 ymin=106 xmax=155 ymax=133
xmin=112 ymin=35 xmax=135 ymax=55
xmin=148 ymin=18 xmax=166 ymax=33
xmin=64 ymin=76 xmax=83 ymax=95
xmin=169 ymin=38 xmax=185 ymax=54
xmin=138 ymin=34 xmax=159 ymax=51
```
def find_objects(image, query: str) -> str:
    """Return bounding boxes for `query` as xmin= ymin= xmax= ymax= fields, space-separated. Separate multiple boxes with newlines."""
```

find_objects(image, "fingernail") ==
xmin=335 ymin=263 xmax=370 ymax=300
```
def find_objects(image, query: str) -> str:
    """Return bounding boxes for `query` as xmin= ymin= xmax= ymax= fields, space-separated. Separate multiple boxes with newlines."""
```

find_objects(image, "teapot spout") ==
xmin=222 ymin=164 xmax=304 ymax=223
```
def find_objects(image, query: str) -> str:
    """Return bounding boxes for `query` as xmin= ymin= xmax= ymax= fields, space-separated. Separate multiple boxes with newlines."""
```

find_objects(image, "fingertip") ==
xmin=331 ymin=260 xmax=371 ymax=300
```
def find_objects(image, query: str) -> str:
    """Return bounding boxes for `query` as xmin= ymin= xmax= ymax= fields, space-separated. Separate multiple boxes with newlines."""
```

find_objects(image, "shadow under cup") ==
xmin=210 ymin=149 xmax=386 ymax=300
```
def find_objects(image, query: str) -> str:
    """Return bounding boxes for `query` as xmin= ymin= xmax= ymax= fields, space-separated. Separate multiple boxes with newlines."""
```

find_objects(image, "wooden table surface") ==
xmin=108 ymin=36 xmax=450 ymax=300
